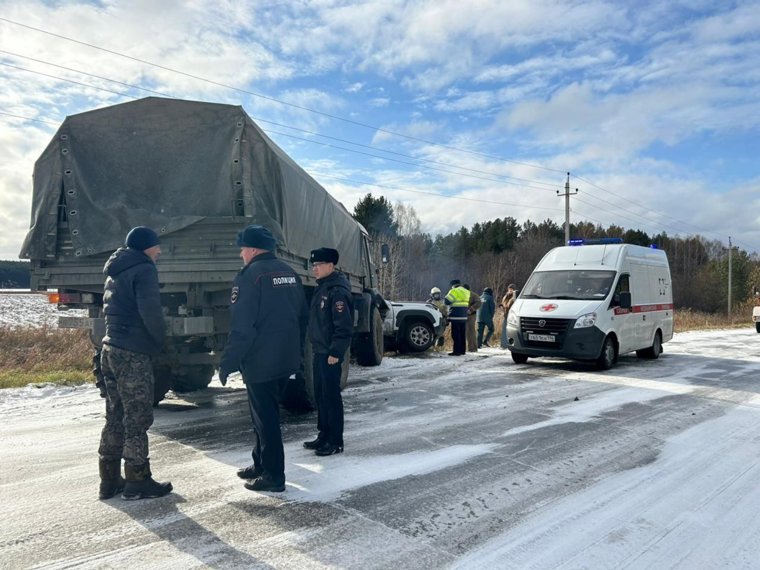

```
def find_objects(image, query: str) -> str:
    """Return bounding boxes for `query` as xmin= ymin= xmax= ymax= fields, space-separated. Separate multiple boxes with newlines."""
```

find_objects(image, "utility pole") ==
xmin=557 ymin=172 xmax=579 ymax=243
xmin=726 ymin=236 xmax=738 ymax=317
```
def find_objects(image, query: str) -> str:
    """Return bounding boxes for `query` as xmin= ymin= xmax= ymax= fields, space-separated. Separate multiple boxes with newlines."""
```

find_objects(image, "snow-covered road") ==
xmin=2 ymin=328 xmax=759 ymax=569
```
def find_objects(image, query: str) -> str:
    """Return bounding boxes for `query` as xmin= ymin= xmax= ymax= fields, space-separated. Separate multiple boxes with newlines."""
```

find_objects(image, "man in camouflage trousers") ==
xmin=98 ymin=226 xmax=172 ymax=501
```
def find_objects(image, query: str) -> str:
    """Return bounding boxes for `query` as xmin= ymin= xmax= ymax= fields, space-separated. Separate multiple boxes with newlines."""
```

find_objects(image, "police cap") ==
xmin=310 ymin=247 xmax=339 ymax=264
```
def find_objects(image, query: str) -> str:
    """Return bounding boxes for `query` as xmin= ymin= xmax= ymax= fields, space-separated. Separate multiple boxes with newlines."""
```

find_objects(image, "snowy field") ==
xmin=0 ymin=290 xmax=86 ymax=328
xmin=2 ymin=328 xmax=760 ymax=569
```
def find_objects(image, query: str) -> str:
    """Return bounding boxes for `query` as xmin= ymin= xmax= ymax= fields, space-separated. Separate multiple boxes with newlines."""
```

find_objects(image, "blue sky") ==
xmin=1 ymin=0 xmax=758 ymax=260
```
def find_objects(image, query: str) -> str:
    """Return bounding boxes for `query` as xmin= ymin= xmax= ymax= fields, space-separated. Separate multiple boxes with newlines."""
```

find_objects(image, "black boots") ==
xmin=302 ymin=436 xmax=324 ymax=450
xmin=244 ymin=474 xmax=285 ymax=492
xmin=236 ymin=464 xmax=262 ymax=479
xmin=98 ymin=459 xmax=125 ymax=500
xmin=122 ymin=461 xmax=173 ymax=500
xmin=315 ymin=442 xmax=344 ymax=456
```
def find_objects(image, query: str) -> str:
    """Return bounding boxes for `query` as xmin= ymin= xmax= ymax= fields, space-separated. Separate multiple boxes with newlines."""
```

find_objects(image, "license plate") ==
xmin=528 ymin=334 xmax=555 ymax=342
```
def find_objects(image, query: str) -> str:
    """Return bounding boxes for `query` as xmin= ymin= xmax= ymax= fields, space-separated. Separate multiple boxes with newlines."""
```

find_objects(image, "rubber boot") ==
xmin=99 ymin=458 xmax=125 ymax=500
xmin=122 ymin=461 xmax=173 ymax=500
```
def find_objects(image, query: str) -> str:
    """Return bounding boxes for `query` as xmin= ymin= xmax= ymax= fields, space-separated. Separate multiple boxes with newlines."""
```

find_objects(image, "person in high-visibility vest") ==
xmin=444 ymin=279 xmax=470 ymax=356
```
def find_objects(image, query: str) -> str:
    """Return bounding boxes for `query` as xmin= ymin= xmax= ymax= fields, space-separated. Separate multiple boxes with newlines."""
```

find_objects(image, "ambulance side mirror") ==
xmin=618 ymin=291 xmax=632 ymax=310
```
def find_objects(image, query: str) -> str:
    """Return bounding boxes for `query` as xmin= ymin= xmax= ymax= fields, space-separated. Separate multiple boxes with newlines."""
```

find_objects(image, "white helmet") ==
xmin=430 ymin=287 xmax=441 ymax=295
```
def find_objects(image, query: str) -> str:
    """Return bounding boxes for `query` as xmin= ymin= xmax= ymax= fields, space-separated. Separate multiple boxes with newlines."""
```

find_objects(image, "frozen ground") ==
xmin=2 ymin=328 xmax=760 ymax=569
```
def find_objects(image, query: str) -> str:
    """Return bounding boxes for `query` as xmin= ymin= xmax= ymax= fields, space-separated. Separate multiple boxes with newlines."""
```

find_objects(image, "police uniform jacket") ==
xmin=444 ymin=286 xmax=470 ymax=322
xmin=102 ymin=247 xmax=166 ymax=355
xmin=221 ymin=252 xmax=308 ymax=383
xmin=309 ymin=271 xmax=353 ymax=361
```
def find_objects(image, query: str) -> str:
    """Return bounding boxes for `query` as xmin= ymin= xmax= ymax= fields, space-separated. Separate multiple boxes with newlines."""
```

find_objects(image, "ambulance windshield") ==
xmin=521 ymin=270 xmax=616 ymax=301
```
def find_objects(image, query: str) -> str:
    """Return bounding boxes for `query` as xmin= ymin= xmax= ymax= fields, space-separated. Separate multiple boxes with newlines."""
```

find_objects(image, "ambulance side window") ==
xmin=611 ymin=274 xmax=630 ymax=307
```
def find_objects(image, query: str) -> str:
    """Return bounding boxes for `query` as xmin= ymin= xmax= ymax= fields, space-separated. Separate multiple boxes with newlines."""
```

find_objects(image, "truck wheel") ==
xmin=283 ymin=342 xmax=315 ymax=412
xmin=340 ymin=349 xmax=350 ymax=390
xmin=511 ymin=352 xmax=529 ymax=364
xmin=152 ymin=366 xmax=172 ymax=406
xmin=596 ymin=336 xmax=617 ymax=370
xmin=173 ymin=365 xmax=215 ymax=392
xmin=282 ymin=344 xmax=350 ymax=412
xmin=401 ymin=320 xmax=434 ymax=353
xmin=636 ymin=331 xmax=662 ymax=359
xmin=355 ymin=305 xmax=384 ymax=366
xmin=756 ymin=323 xmax=760 ymax=333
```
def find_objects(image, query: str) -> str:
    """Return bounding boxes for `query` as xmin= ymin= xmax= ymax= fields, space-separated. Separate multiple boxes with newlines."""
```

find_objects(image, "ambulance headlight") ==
xmin=574 ymin=312 xmax=597 ymax=328
xmin=507 ymin=311 xmax=519 ymax=327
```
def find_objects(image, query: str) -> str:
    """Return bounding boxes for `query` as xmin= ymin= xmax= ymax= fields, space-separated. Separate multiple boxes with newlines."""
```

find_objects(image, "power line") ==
xmin=1 ymin=23 xmax=756 ymax=252
xmin=316 ymin=173 xmax=566 ymax=211
xmin=0 ymin=111 xmax=59 ymax=126
xmin=0 ymin=51 xmax=560 ymax=192
xmin=572 ymin=173 xmax=758 ymax=252
xmin=0 ymin=16 xmax=567 ymax=175
xmin=0 ymin=29 xmax=733 ymax=244
xmin=0 ymin=61 xmax=135 ymax=99
xmin=0 ymin=49 xmax=174 ymax=98
xmin=267 ymin=129 xmax=558 ymax=192
xmin=253 ymin=119 xmax=560 ymax=190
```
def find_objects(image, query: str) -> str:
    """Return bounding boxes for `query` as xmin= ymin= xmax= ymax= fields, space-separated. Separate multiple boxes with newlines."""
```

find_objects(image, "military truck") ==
xmin=20 ymin=97 xmax=385 ymax=407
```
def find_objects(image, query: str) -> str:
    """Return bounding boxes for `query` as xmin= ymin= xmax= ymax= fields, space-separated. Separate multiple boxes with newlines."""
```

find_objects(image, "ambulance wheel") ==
xmin=511 ymin=351 xmax=529 ymax=364
xmin=596 ymin=336 xmax=617 ymax=370
xmin=637 ymin=331 xmax=662 ymax=359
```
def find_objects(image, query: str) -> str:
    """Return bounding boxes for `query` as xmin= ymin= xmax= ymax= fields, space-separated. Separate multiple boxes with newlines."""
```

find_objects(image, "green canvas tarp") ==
xmin=20 ymin=97 xmax=367 ymax=276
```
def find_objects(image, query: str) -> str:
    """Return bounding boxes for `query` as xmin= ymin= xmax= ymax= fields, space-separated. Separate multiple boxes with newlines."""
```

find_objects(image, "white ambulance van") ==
xmin=505 ymin=238 xmax=673 ymax=369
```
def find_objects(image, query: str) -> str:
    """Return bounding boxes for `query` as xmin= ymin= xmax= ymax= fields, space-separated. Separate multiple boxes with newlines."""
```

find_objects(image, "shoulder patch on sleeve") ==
xmin=231 ymin=286 xmax=239 ymax=304
xmin=335 ymin=300 xmax=345 ymax=313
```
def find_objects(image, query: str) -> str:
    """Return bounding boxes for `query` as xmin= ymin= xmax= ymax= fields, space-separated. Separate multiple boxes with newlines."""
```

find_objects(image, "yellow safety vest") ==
xmin=445 ymin=286 xmax=470 ymax=321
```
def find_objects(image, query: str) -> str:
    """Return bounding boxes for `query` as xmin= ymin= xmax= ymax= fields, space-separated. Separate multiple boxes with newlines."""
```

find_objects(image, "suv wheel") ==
xmin=401 ymin=320 xmax=435 ymax=353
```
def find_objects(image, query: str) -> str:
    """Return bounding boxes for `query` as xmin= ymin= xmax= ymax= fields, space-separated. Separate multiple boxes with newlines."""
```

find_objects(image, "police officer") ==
xmin=303 ymin=247 xmax=353 ymax=456
xmin=219 ymin=225 xmax=308 ymax=492
xmin=444 ymin=279 xmax=469 ymax=356
xmin=98 ymin=226 xmax=172 ymax=501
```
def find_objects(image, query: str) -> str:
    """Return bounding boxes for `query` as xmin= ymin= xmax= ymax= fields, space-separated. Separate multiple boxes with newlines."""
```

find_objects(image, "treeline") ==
xmin=0 ymin=260 xmax=30 ymax=289
xmin=352 ymin=194 xmax=760 ymax=313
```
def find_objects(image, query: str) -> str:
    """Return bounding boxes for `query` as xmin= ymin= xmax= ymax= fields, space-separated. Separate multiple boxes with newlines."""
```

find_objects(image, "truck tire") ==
xmin=400 ymin=320 xmax=435 ymax=353
xmin=596 ymin=336 xmax=617 ymax=370
xmin=355 ymin=305 xmax=384 ymax=366
xmin=173 ymin=365 xmax=215 ymax=392
xmin=636 ymin=331 xmax=662 ymax=359
xmin=282 ymin=344 xmax=350 ymax=412
xmin=283 ymin=342 xmax=315 ymax=412
xmin=756 ymin=323 xmax=760 ymax=333
xmin=511 ymin=351 xmax=529 ymax=364
xmin=152 ymin=366 xmax=172 ymax=406
xmin=340 ymin=351 xmax=350 ymax=390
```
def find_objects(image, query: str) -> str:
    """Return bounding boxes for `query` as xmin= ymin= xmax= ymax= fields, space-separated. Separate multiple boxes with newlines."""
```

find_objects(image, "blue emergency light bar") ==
xmin=567 ymin=237 xmax=624 ymax=246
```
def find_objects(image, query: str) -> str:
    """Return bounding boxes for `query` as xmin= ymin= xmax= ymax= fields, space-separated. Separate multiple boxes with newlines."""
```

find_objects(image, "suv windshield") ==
xmin=521 ymin=270 xmax=616 ymax=301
